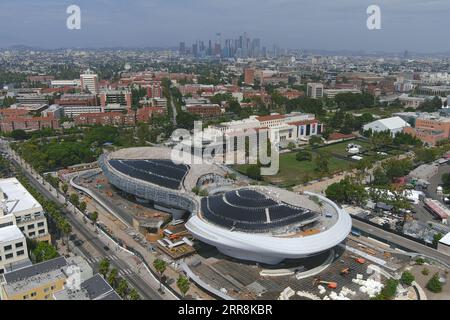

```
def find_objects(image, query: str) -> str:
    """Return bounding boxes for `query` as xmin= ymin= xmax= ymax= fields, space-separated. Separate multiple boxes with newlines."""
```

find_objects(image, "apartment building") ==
xmin=0 ymin=257 xmax=68 ymax=300
xmin=0 ymin=116 xmax=60 ymax=133
xmin=0 ymin=178 xmax=51 ymax=243
xmin=0 ymin=225 xmax=30 ymax=275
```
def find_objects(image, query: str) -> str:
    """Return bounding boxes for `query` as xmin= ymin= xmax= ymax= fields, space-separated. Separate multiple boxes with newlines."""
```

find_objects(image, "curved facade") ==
xmin=186 ymin=191 xmax=352 ymax=265
xmin=99 ymin=147 xmax=352 ymax=265
xmin=99 ymin=154 xmax=198 ymax=220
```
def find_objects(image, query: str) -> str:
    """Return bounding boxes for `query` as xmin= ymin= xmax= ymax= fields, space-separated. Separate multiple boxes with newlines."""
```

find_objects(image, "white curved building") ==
xmin=186 ymin=187 xmax=352 ymax=265
xmin=99 ymin=147 xmax=352 ymax=265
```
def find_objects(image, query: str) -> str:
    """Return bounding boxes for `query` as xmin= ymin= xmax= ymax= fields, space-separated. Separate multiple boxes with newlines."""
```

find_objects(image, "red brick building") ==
xmin=186 ymin=104 xmax=222 ymax=117
xmin=0 ymin=116 xmax=60 ymax=133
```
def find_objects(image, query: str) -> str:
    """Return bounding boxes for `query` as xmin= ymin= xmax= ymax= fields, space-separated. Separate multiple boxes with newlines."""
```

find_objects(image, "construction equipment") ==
xmin=350 ymin=255 xmax=366 ymax=264
xmin=313 ymin=277 xmax=338 ymax=289
xmin=340 ymin=268 xmax=352 ymax=276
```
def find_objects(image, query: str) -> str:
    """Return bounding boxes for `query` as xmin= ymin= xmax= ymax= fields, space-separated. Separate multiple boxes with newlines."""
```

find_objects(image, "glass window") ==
xmin=15 ymin=242 xmax=24 ymax=249
xmin=4 ymin=245 xmax=12 ymax=251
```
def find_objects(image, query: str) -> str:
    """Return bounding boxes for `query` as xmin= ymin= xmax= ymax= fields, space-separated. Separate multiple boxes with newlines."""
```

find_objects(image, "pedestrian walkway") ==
xmin=85 ymin=254 xmax=120 ymax=264
xmin=119 ymin=269 xmax=134 ymax=277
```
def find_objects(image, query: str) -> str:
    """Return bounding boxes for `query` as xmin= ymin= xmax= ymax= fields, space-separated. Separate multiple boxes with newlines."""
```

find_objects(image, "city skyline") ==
xmin=1 ymin=0 xmax=450 ymax=53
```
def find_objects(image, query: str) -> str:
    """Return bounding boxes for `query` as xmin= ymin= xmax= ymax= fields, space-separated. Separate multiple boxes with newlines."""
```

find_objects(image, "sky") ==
xmin=1 ymin=0 xmax=449 ymax=53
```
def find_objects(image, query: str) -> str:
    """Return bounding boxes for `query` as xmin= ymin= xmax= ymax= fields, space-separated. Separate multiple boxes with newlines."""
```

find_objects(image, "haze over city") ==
xmin=1 ymin=0 xmax=450 ymax=53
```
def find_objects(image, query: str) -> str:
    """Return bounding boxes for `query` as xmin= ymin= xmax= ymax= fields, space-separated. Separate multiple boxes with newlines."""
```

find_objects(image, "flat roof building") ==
xmin=0 ymin=178 xmax=51 ymax=243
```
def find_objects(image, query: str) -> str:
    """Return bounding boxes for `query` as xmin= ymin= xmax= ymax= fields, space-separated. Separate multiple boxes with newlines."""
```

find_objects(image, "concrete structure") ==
xmin=363 ymin=116 xmax=410 ymax=137
xmin=0 ymin=225 xmax=30 ymax=275
xmin=50 ymin=80 xmax=81 ymax=88
xmin=324 ymin=88 xmax=361 ymax=99
xmin=62 ymin=105 xmax=103 ymax=118
xmin=307 ymin=83 xmax=324 ymax=99
xmin=438 ymin=233 xmax=450 ymax=256
xmin=398 ymin=94 xmax=427 ymax=109
xmin=100 ymin=90 xmax=132 ymax=109
xmin=99 ymin=147 xmax=351 ymax=265
xmin=53 ymin=273 xmax=121 ymax=300
xmin=80 ymin=69 xmax=99 ymax=94
xmin=186 ymin=189 xmax=352 ymax=265
xmin=0 ymin=178 xmax=51 ymax=243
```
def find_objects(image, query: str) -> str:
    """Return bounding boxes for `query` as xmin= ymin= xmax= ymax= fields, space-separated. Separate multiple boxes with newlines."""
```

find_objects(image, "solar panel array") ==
xmin=109 ymin=159 xmax=189 ymax=190
xmin=201 ymin=189 xmax=317 ymax=232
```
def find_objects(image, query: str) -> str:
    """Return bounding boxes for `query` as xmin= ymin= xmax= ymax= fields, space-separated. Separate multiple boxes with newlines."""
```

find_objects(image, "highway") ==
xmin=6 ymin=149 xmax=163 ymax=300
xmin=352 ymin=218 xmax=450 ymax=266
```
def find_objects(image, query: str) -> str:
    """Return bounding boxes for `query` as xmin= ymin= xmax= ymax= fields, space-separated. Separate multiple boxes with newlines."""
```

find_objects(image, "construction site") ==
xmin=183 ymin=236 xmax=417 ymax=300
xmin=73 ymin=171 xmax=198 ymax=260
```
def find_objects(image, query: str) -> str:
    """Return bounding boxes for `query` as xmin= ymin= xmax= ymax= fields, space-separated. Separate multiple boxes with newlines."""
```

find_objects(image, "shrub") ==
xmin=426 ymin=273 xmax=443 ymax=293
xmin=400 ymin=271 xmax=415 ymax=286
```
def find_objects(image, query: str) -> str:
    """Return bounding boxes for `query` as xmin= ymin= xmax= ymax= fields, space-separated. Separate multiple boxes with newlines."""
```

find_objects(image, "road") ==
xmin=352 ymin=218 xmax=450 ymax=266
xmin=5 ymin=147 xmax=163 ymax=300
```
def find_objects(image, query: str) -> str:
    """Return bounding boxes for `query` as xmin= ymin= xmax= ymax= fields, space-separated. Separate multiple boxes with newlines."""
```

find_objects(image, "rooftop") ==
xmin=2 ymin=257 xmax=68 ymax=296
xmin=0 ymin=225 xmax=25 ymax=243
xmin=0 ymin=178 xmax=43 ymax=216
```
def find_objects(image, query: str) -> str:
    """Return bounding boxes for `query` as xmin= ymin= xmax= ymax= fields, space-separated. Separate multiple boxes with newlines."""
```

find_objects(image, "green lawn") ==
xmin=233 ymin=139 xmax=408 ymax=188
xmin=234 ymin=152 xmax=352 ymax=188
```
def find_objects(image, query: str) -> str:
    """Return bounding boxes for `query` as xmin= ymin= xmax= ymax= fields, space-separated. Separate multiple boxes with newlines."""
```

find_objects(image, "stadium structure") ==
xmin=99 ymin=147 xmax=352 ymax=265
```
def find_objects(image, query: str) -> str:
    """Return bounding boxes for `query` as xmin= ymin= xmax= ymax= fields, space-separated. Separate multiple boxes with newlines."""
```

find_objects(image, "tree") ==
xmin=433 ymin=233 xmax=443 ymax=247
xmin=326 ymin=177 xmax=368 ymax=205
xmin=116 ymin=279 xmax=129 ymax=298
xmin=90 ymin=211 xmax=99 ymax=224
xmin=375 ymin=279 xmax=398 ymax=300
xmin=442 ymin=173 xmax=450 ymax=190
xmin=62 ymin=183 xmax=69 ymax=195
xmin=99 ymin=258 xmax=110 ymax=278
xmin=60 ymin=221 xmax=72 ymax=250
xmin=69 ymin=193 xmax=80 ymax=207
xmin=400 ymin=271 xmax=415 ymax=286
xmin=246 ymin=165 xmax=262 ymax=181
xmin=177 ymin=276 xmax=191 ymax=298
xmin=287 ymin=142 xmax=296 ymax=150
xmin=108 ymin=268 xmax=119 ymax=287
xmin=79 ymin=201 xmax=87 ymax=213
xmin=10 ymin=129 xmax=28 ymax=141
xmin=315 ymin=152 xmax=329 ymax=174
xmin=296 ymin=150 xmax=312 ymax=162
xmin=32 ymin=241 xmax=59 ymax=263
xmin=426 ymin=273 xmax=443 ymax=293
xmin=153 ymin=259 xmax=167 ymax=291
xmin=309 ymin=136 xmax=323 ymax=147
xmin=128 ymin=289 xmax=141 ymax=300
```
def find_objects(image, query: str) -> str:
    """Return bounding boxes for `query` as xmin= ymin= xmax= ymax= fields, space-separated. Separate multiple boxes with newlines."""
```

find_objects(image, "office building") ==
xmin=80 ymin=69 xmax=99 ymax=94
xmin=307 ymin=83 xmax=324 ymax=99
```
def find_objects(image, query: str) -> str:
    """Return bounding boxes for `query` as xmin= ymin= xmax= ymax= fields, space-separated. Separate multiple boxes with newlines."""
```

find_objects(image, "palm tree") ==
xmin=153 ymin=259 xmax=167 ymax=292
xmin=128 ymin=289 xmax=141 ymax=300
xmin=99 ymin=258 xmax=110 ymax=278
xmin=116 ymin=279 xmax=129 ymax=299
xmin=108 ymin=268 xmax=118 ymax=288
xmin=177 ymin=276 xmax=190 ymax=299
xmin=61 ymin=221 xmax=72 ymax=252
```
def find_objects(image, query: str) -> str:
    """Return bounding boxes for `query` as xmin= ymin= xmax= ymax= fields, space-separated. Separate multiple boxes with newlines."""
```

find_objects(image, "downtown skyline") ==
xmin=0 ymin=0 xmax=449 ymax=53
